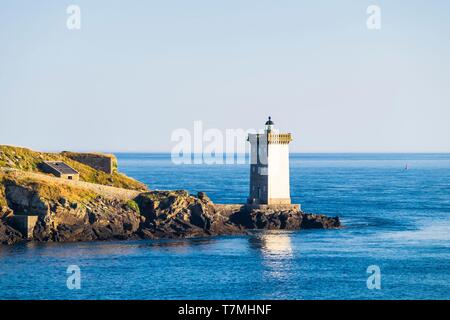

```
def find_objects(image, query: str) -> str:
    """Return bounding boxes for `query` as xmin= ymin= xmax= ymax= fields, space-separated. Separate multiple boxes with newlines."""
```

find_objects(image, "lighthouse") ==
xmin=247 ymin=117 xmax=292 ymax=205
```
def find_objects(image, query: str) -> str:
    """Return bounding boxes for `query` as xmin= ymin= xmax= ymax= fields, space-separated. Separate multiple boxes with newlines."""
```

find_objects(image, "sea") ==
xmin=1 ymin=153 xmax=449 ymax=300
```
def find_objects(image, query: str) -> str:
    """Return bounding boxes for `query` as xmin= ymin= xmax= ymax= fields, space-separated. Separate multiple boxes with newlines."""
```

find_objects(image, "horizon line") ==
xmin=3 ymin=144 xmax=450 ymax=154
xmin=44 ymin=150 xmax=450 ymax=155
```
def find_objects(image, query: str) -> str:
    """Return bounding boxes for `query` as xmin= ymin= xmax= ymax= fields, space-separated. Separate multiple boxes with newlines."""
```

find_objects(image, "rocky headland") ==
xmin=0 ymin=145 xmax=341 ymax=245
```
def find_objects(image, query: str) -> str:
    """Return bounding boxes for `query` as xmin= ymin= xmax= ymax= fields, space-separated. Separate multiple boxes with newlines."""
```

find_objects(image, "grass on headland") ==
xmin=0 ymin=145 xmax=147 ymax=191
xmin=126 ymin=200 xmax=140 ymax=213
xmin=0 ymin=170 xmax=98 ymax=204
xmin=0 ymin=174 xmax=7 ymax=208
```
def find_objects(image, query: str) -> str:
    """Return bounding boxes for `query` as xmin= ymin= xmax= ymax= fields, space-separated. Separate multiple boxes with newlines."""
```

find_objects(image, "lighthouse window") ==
xmin=258 ymin=167 xmax=268 ymax=175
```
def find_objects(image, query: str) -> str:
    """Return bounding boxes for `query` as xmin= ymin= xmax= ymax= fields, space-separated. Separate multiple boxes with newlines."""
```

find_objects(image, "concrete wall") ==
xmin=10 ymin=215 xmax=38 ymax=239
xmin=64 ymin=152 xmax=116 ymax=174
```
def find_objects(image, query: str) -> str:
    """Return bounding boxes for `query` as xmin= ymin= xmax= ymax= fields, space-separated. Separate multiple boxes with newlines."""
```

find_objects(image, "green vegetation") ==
xmin=4 ymin=172 xmax=98 ymax=203
xmin=0 ymin=145 xmax=147 ymax=191
xmin=139 ymin=190 xmax=190 ymax=201
xmin=0 ymin=173 xmax=7 ymax=207
xmin=135 ymin=190 xmax=191 ymax=211
xmin=125 ymin=200 xmax=140 ymax=213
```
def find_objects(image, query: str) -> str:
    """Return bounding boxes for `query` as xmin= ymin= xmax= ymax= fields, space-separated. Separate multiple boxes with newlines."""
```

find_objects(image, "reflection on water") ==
xmin=140 ymin=237 xmax=218 ymax=248
xmin=249 ymin=231 xmax=294 ymax=280
xmin=0 ymin=237 xmax=221 ymax=259
xmin=136 ymin=237 xmax=219 ymax=254
xmin=249 ymin=231 xmax=294 ymax=256
xmin=0 ymin=240 xmax=143 ymax=259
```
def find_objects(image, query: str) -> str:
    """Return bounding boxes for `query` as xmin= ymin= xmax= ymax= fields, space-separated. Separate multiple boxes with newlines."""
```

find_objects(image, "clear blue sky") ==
xmin=1 ymin=0 xmax=449 ymax=152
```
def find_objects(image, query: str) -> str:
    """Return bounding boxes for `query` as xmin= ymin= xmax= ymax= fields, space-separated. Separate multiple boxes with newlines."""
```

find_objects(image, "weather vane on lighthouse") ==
xmin=247 ymin=116 xmax=293 ymax=205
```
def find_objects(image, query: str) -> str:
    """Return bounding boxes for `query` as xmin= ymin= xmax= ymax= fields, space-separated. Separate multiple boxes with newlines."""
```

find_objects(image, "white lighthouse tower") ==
xmin=247 ymin=117 xmax=292 ymax=205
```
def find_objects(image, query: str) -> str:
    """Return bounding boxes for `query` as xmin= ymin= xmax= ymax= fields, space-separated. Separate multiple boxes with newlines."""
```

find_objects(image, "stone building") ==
xmin=41 ymin=161 xmax=80 ymax=180
xmin=247 ymin=117 xmax=292 ymax=205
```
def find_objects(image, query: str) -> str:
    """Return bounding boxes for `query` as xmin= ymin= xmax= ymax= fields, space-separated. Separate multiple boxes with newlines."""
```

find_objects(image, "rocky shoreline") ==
xmin=0 ymin=145 xmax=341 ymax=245
xmin=0 ymin=188 xmax=340 ymax=245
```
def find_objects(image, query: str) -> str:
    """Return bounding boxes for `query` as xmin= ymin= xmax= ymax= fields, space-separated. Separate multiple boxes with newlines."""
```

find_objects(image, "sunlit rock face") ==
xmin=0 ymin=207 xmax=22 ymax=245
xmin=0 ymin=187 xmax=341 ymax=244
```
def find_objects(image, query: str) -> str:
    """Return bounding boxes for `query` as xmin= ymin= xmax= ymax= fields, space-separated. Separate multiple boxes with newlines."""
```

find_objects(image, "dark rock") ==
xmin=0 ymin=206 xmax=14 ymax=220
xmin=197 ymin=192 xmax=211 ymax=203
xmin=1 ymin=184 xmax=341 ymax=245
xmin=0 ymin=220 xmax=23 ymax=245
xmin=59 ymin=197 xmax=68 ymax=206
xmin=229 ymin=208 xmax=302 ymax=230
xmin=4 ymin=184 xmax=49 ymax=216
xmin=301 ymin=213 xmax=341 ymax=229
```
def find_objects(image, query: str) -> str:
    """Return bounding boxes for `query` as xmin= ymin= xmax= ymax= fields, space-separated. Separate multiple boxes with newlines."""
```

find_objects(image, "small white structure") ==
xmin=248 ymin=117 xmax=292 ymax=205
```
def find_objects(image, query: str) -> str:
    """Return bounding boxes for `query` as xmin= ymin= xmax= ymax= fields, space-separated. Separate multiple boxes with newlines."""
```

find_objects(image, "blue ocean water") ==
xmin=1 ymin=153 xmax=449 ymax=300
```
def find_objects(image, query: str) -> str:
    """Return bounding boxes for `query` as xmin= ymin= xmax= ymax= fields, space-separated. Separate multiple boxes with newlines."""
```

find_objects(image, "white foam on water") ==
xmin=384 ymin=221 xmax=450 ymax=242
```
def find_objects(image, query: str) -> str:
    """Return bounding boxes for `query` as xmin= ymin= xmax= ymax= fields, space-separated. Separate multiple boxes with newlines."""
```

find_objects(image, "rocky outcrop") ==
xmin=301 ymin=213 xmax=341 ymax=229
xmin=5 ymin=184 xmax=49 ymax=216
xmin=226 ymin=206 xmax=340 ymax=230
xmin=0 ymin=221 xmax=22 ymax=245
xmin=0 ymin=176 xmax=142 ymax=243
xmin=0 ymin=180 xmax=341 ymax=245
xmin=229 ymin=207 xmax=302 ymax=229
xmin=135 ymin=191 xmax=243 ymax=239
xmin=32 ymin=197 xmax=141 ymax=242
xmin=0 ymin=207 xmax=23 ymax=245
